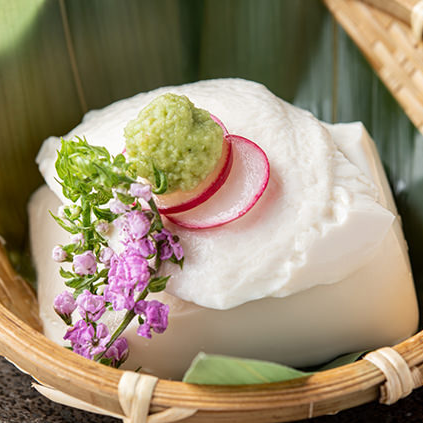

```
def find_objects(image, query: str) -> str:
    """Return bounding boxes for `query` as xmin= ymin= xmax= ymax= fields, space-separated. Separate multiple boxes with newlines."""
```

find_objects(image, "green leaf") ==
xmin=116 ymin=191 xmax=135 ymax=205
xmin=62 ymin=244 xmax=77 ymax=255
xmin=169 ymin=255 xmax=184 ymax=269
xmin=148 ymin=275 xmax=171 ymax=292
xmin=93 ymin=206 xmax=118 ymax=222
xmin=98 ymin=268 xmax=109 ymax=278
xmin=314 ymin=351 xmax=366 ymax=372
xmin=65 ymin=276 xmax=85 ymax=289
xmin=87 ymin=190 xmax=113 ymax=205
xmin=183 ymin=350 xmax=366 ymax=385
xmin=59 ymin=267 xmax=74 ymax=279
xmin=99 ymin=357 xmax=114 ymax=367
xmin=152 ymin=165 xmax=168 ymax=195
xmin=113 ymin=154 xmax=126 ymax=167
xmin=49 ymin=212 xmax=80 ymax=234
xmin=183 ymin=353 xmax=310 ymax=385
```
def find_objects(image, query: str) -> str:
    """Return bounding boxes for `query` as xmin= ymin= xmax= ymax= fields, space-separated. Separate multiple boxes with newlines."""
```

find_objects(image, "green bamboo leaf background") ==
xmin=1 ymin=0 xmax=423 ymax=313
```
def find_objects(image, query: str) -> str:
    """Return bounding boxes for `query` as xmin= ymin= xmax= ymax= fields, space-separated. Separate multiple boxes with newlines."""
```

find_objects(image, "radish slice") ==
xmin=165 ymin=134 xmax=270 ymax=229
xmin=210 ymin=113 xmax=229 ymax=136
xmin=156 ymin=136 xmax=233 ymax=214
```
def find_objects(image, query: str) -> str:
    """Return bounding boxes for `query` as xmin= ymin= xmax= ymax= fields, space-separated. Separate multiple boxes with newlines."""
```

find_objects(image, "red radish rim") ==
xmin=210 ymin=113 xmax=229 ymax=136
xmin=165 ymin=134 xmax=270 ymax=229
xmin=157 ymin=137 xmax=233 ymax=214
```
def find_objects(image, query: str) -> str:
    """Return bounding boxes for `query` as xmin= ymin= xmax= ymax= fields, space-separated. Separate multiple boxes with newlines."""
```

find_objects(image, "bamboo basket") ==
xmin=2 ymin=0 xmax=423 ymax=422
xmin=325 ymin=0 xmax=423 ymax=135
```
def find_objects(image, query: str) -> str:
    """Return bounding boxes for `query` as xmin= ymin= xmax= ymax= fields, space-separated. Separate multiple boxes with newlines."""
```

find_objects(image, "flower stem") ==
xmin=81 ymin=199 xmax=94 ymax=250
xmin=94 ymin=289 xmax=148 ymax=361
xmin=148 ymin=198 xmax=163 ymax=231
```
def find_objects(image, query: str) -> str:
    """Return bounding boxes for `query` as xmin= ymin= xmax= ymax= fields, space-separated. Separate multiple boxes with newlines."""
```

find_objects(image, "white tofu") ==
xmin=30 ymin=79 xmax=418 ymax=379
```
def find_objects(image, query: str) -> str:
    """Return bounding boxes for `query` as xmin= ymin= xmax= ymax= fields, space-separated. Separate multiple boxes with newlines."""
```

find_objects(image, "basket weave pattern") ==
xmin=325 ymin=0 xmax=423 ymax=134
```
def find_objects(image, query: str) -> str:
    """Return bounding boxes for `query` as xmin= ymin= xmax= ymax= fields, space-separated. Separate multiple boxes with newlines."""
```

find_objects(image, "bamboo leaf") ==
xmin=182 ymin=351 xmax=365 ymax=385
xmin=183 ymin=353 xmax=310 ymax=385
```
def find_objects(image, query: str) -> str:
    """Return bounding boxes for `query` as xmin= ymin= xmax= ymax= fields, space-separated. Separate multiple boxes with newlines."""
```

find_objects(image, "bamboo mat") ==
xmin=324 ymin=0 xmax=423 ymax=134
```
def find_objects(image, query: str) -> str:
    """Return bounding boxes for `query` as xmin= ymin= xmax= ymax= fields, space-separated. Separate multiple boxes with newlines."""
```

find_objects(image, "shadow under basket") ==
xmin=0 ymin=242 xmax=423 ymax=423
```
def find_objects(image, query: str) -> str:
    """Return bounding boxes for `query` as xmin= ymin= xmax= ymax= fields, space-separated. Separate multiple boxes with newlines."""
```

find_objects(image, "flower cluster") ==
xmin=51 ymin=138 xmax=183 ymax=368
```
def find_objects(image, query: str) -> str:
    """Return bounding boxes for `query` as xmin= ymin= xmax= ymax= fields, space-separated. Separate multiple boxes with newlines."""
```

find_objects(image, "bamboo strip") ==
xmin=0 ymin=243 xmax=41 ymax=331
xmin=325 ymin=0 xmax=423 ymax=135
xmin=361 ymin=0 xmax=418 ymax=25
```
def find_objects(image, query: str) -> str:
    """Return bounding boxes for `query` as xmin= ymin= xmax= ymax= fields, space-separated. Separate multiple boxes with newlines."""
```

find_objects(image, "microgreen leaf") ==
xmin=49 ymin=212 xmax=81 ymax=234
xmin=148 ymin=275 xmax=171 ymax=292
xmin=152 ymin=165 xmax=168 ymax=194
xmin=59 ymin=268 xmax=74 ymax=279
xmin=99 ymin=357 xmax=114 ymax=366
xmin=98 ymin=268 xmax=109 ymax=278
xmin=113 ymin=154 xmax=126 ymax=167
xmin=65 ymin=276 xmax=85 ymax=289
xmin=116 ymin=191 xmax=135 ymax=205
xmin=169 ymin=255 xmax=184 ymax=269
xmin=93 ymin=206 xmax=118 ymax=222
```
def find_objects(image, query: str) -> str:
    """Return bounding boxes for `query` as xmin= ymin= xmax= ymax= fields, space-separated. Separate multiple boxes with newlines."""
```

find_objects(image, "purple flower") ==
xmin=104 ymin=337 xmax=129 ymax=367
xmin=104 ymin=248 xmax=150 ymax=311
xmin=109 ymin=198 xmax=129 ymax=214
xmin=89 ymin=323 xmax=111 ymax=356
xmin=95 ymin=220 xmax=109 ymax=234
xmin=99 ymin=247 xmax=115 ymax=268
xmin=52 ymin=245 xmax=67 ymax=262
xmin=73 ymin=251 xmax=97 ymax=275
xmin=70 ymin=232 xmax=85 ymax=246
xmin=64 ymin=320 xmax=110 ymax=359
xmin=54 ymin=291 xmax=76 ymax=315
xmin=54 ymin=291 xmax=76 ymax=324
xmin=117 ymin=210 xmax=155 ymax=257
xmin=154 ymin=229 xmax=184 ymax=261
xmin=132 ymin=238 xmax=156 ymax=257
xmin=119 ymin=210 xmax=150 ymax=243
xmin=134 ymin=300 xmax=169 ymax=339
xmin=75 ymin=290 xmax=106 ymax=321
xmin=137 ymin=322 xmax=152 ymax=339
xmin=64 ymin=319 xmax=91 ymax=345
xmin=129 ymin=183 xmax=152 ymax=202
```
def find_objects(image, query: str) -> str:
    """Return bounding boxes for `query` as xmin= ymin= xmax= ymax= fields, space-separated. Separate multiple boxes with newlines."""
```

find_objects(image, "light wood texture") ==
xmin=361 ymin=0 xmax=418 ymax=24
xmin=0 ymin=243 xmax=41 ymax=331
xmin=325 ymin=0 xmax=423 ymax=135
xmin=0 ymin=244 xmax=422 ymax=421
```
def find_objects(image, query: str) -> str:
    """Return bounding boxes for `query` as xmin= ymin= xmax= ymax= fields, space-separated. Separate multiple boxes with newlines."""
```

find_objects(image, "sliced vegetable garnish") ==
xmin=155 ymin=136 xmax=233 ymax=214
xmin=165 ymin=134 xmax=270 ymax=229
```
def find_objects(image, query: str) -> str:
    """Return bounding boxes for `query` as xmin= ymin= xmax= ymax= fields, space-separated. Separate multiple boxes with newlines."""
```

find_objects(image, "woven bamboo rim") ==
xmin=325 ymin=0 xmax=423 ymax=135
xmin=1 ymin=242 xmax=423 ymax=422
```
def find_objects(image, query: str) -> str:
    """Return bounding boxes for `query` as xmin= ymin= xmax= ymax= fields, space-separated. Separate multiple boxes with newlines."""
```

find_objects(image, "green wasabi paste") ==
xmin=124 ymin=93 xmax=223 ymax=193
